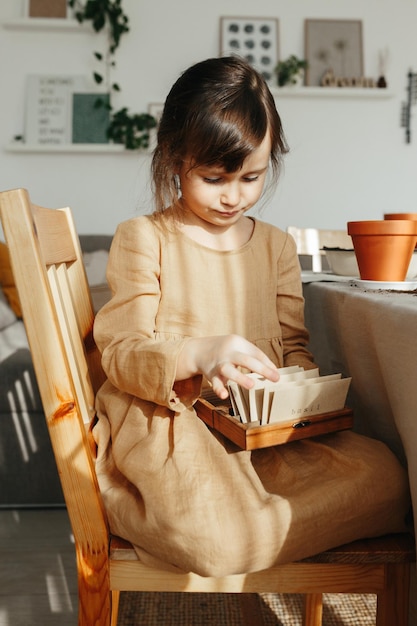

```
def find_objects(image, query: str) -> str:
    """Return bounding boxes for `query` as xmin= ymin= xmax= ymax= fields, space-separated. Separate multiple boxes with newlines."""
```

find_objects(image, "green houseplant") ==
xmin=275 ymin=55 xmax=308 ymax=87
xmin=68 ymin=0 xmax=156 ymax=149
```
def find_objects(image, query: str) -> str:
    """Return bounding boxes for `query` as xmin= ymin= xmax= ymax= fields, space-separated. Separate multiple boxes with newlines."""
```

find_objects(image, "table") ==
xmin=303 ymin=280 xmax=417 ymax=463
xmin=303 ymin=280 xmax=417 ymax=621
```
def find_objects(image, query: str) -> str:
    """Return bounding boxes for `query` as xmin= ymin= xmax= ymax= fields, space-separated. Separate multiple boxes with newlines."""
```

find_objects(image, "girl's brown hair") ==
xmin=151 ymin=56 xmax=289 ymax=213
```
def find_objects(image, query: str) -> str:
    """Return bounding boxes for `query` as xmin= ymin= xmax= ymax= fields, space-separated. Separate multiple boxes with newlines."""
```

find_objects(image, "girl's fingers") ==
xmin=211 ymin=378 xmax=229 ymax=399
xmin=230 ymin=354 xmax=280 ymax=385
xmin=209 ymin=356 xmax=279 ymax=399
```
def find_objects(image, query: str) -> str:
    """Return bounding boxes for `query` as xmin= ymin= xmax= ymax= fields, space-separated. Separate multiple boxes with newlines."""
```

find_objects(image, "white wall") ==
xmin=1 ymin=0 xmax=417 ymax=235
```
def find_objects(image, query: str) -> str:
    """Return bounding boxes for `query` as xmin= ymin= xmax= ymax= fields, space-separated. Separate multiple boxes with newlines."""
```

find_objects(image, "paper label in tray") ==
xmin=227 ymin=367 xmax=351 ymax=424
xmin=268 ymin=376 xmax=351 ymax=423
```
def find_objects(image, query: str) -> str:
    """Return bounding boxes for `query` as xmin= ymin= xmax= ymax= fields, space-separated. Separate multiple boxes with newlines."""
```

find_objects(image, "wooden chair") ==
xmin=287 ymin=226 xmax=353 ymax=272
xmin=0 ymin=187 xmax=414 ymax=626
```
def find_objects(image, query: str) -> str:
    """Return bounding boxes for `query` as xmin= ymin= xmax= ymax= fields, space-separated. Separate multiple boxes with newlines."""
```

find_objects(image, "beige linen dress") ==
xmin=93 ymin=211 xmax=410 ymax=577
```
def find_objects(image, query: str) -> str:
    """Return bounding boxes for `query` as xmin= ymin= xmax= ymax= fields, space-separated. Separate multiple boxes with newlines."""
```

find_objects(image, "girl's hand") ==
xmin=177 ymin=334 xmax=280 ymax=399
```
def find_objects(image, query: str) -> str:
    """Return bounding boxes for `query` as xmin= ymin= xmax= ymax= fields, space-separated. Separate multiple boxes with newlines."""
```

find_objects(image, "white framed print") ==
xmin=220 ymin=17 xmax=279 ymax=83
xmin=24 ymin=74 xmax=89 ymax=145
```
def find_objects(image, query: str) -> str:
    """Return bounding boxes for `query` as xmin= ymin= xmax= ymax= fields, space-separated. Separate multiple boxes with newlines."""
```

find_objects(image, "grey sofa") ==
xmin=0 ymin=235 xmax=112 ymax=508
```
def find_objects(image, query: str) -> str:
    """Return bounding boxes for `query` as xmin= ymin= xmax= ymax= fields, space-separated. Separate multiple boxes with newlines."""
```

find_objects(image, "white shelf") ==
xmin=1 ymin=18 xmax=85 ymax=32
xmin=271 ymin=87 xmax=394 ymax=99
xmin=5 ymin=143 xmax=134 ymax=154
xmin=4 ymin=87 xmax=393 ymax=155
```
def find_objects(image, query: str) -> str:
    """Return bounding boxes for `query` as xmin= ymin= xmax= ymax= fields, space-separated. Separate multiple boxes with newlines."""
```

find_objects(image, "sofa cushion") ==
xmin=90 ymin=284 xmax=112 ymax=312
xmin=79 ymin=234 xmax=113 ymax=253
xmin=0 ymin=242 xmax=22 ymax=317
xmin=83 ymin=249 xmax=109 ymax=286
xmin=0 ymin=319 xmax=30 ymax=365
xmin=0 ymin=289 xmax=17 ymax=331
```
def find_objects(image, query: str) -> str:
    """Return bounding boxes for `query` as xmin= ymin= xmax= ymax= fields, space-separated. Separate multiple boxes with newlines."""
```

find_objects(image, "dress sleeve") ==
xmin=93 ymin=217 xmax=202 ymax=411
xmin=276 ymin=233 xmax=317 ymax=370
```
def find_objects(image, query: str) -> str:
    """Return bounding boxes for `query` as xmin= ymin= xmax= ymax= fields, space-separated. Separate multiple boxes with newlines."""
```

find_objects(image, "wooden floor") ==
xmin=0 ymin=508 xmax=78 ymax=626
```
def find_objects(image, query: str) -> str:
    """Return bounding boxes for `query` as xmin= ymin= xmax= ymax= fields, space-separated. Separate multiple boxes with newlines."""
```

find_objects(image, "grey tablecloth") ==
xmin=303 ymin=281 xmax=417 ymax=622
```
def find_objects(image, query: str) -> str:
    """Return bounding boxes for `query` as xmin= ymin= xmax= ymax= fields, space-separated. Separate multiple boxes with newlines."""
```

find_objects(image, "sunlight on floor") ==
xmin=8 ymin=373 xmax=39 ymax=463
xmin=46 ymin=554 xmax=74 ymax=614
xmin=0 ymin=608 xmax=9 ymax=626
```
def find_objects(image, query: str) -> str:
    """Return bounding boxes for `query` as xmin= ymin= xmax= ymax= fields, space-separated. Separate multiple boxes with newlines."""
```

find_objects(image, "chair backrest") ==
xmin=0 ymin=188 xmax=110 ymax=569
xmin=287 ymin=226 xmax=353 ymax=272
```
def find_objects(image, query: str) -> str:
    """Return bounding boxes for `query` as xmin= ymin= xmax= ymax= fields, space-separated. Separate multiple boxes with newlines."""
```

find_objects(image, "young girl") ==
xmin=93 ymin=56 xmax=410 ymax=577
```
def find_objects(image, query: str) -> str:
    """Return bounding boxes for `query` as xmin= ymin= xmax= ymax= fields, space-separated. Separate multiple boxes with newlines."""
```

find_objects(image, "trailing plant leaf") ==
xmin=93 ymin=96 xmax=111 ymax=110
xmin=69 ymin=0 xmax=129 ymax=52
xmin=107 ymin=108 xmax=157 ymax=150
xmin=67 ymin=0 xmax=156 ymax=150
xmin=69 ymin=0 xmax=128 ymax=93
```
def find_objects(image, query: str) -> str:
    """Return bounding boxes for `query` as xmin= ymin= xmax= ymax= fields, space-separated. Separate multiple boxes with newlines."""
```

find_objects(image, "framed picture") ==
xmin=72 ymin=93 xmax=110 ymax=144
xmin=25 ymin=0 xmax=68 ymax=18
xmin=24 ymin=74 xmax=89 ymax=145
xmin=304 ymin=19 xmax=363 ymax=86
xmin=220 ymin=17 xmax=279 ymax=82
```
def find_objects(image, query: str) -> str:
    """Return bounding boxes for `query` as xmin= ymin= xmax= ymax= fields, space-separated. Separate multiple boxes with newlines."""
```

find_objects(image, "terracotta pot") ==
xmin=347 ymin=220 xmax=417 ymax=281
xmin=384 ymin=213 xmax=417 ymax=248
xmin=384 ymin=212 xmax=417 ymax=220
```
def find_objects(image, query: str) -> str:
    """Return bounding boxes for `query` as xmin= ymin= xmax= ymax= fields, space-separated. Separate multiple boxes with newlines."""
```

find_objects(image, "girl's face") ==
xmin=178 ymin=133 xmax=271 ymax=229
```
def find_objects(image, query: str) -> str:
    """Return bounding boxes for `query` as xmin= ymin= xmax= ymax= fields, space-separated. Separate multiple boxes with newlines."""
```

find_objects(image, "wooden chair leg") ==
xmin=376 ymin=563 xmax=410 ymax=626
xmin=76 ymin=550 xmax=112 ymax=626
xmin=302 ymin=593 xmax=323 ymax=626
xmin=111 ymin=590 xmax=121 ymax=626
xmin=78 ymin=592 xmax=111 ymax=626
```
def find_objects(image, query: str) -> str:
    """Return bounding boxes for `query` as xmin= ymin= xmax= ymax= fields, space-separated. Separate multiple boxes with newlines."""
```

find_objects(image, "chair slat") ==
xmin=33 ymin=204 xmax=77 ymax=265
xmin=48 ymin=264 xmax=95 ymax=423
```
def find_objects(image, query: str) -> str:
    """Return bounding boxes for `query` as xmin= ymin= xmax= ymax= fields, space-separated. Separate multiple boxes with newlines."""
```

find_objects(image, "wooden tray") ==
xmin=195 ymin=397 xmax=354 ymax=450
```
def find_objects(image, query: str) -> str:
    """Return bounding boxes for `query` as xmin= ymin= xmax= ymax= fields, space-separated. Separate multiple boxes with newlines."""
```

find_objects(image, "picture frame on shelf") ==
xmin=24 ymin=0 xmax=68 ymax=18
xmin=72 ymin=93 xmax=110 ymax=144
xmin=304 ymin=19 xmax=363 ymax=86
xmin=220 ymin=16 xmax=279 ymax=83
xmin=24 ymin=74 xmax=89 ymax=145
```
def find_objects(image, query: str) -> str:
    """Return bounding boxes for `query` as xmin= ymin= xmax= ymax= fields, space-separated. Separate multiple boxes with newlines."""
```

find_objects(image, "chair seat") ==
xmin=109 ymin=531 xmax=415 ymax=594
xmin=111 ymin=531 xmax=415 ymax=565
